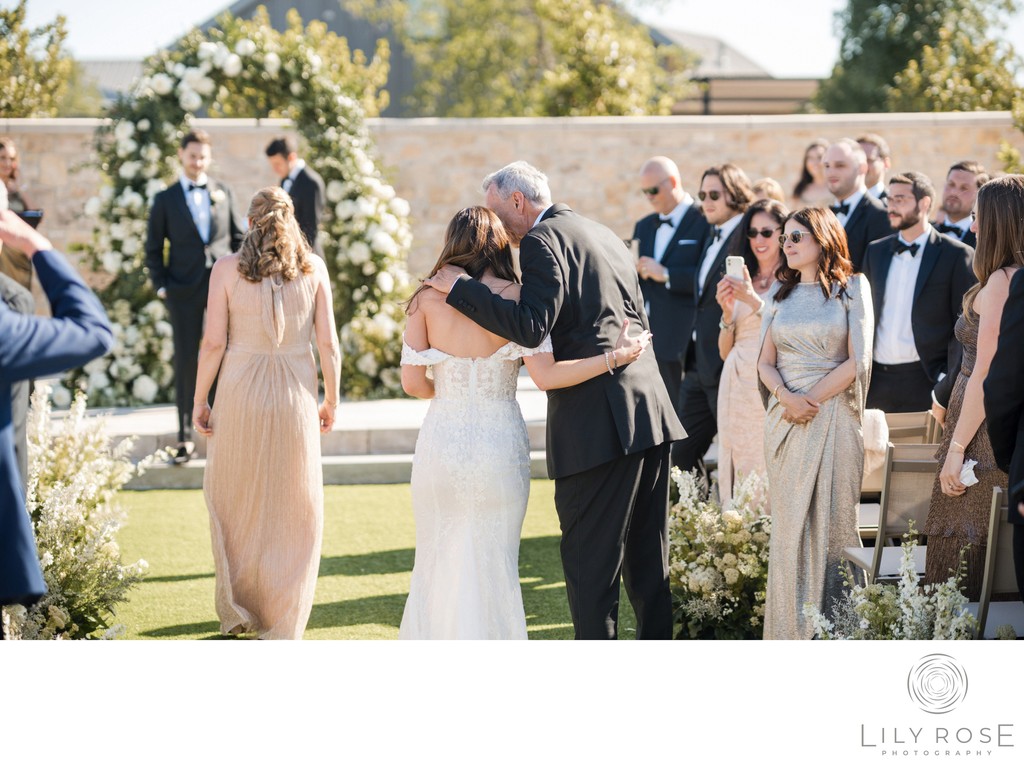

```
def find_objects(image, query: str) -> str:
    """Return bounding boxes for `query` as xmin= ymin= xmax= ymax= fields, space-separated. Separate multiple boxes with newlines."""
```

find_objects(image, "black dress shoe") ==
xmin=172 ymin=441 xmax=195 ymax=465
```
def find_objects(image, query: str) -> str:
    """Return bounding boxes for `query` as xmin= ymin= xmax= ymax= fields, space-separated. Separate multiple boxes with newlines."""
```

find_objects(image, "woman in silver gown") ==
xmin=757 ymin=207 xmax=873 ymax=640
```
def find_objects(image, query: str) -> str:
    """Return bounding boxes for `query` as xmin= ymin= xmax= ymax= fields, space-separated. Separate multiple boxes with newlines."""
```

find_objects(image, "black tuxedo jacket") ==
xmin=631 ymin=204 xmax=710 ymax=361
xmin=861 ymin=229 xmax=975 ymax=384
xmin=447 ymin=203 xmax=685 ymax=478
xmin=934 ymin=220 xmax=977 ymax=250
xmin=676 ymin=225 xmax=742 ymax=389
xmin=984 ymin=268 xmax=1024 ymax=516
xmin=287 ymin=165 xmax=325 ymax=255
xmin=842 ymin=193 xmax=892 ymax=272
xmin=144 ymin=179 xmax=245 ymax=301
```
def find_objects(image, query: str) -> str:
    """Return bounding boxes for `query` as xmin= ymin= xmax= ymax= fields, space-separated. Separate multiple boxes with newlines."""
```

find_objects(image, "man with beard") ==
xmin=935 ymin=160 xmax=988 ymax=249
xmin=861 ymin=171 xmax=975 ymax=413
xmin=824 ymin=138 xmax=891 ymax=271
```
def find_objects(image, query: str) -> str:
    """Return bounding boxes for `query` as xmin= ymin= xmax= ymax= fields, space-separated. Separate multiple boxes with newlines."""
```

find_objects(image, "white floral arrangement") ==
xmin=804 ymin=527 xmax=978 ymax=640
xmin=63 ymin=8 xmax=412 ymax=406
xmin=0 ymin=386 xmax=162 ymax=640
xmin=669 ymin=469 xmax=771 ymax=639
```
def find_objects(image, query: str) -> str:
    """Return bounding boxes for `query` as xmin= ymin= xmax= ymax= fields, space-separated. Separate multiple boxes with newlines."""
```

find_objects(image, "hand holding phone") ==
xmin=725 ymin=255 xmax=745 ymax=280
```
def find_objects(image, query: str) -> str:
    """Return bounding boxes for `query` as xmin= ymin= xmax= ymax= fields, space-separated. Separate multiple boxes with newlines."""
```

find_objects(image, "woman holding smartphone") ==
xmin=756 ymin=207 xmax=873 ymax=640
xmin=714 ymin=199 xmax=787 ymax=507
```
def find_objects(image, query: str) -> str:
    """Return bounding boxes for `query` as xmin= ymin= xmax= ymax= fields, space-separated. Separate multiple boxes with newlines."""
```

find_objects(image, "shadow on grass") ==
xmin=140 ymin=620 xmax=222 ymax=638
xmin=318 ymin=547 xmax=415 ymax=577
xmin=144 ymin=572 xmax=215 ymax=584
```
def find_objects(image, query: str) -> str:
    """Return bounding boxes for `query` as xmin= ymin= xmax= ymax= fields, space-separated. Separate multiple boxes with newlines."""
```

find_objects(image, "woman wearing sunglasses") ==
xmin=757 ymin=207 xmax=874 ymax=639
xmin=714 ymin=198 xmax=787 ymax=508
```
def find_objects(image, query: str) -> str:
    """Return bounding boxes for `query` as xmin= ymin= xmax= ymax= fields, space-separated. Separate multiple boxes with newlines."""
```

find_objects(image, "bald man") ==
xmin=630 ymin=156 xmax=710 ymax=411
xmin=824 ymin=138 xmax=892 ymax=271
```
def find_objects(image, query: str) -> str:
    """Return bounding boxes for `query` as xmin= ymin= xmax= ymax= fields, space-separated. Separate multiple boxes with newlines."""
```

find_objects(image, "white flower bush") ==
xmin=669 ymin=469 xmax=771 ymax=639
xmin=0 ymin=387 xmax=163 ymax=640
xmin=65 ymin=7 xmax=410 ymax=405
xmin=804 ymin=527 xmax=978 ymax=640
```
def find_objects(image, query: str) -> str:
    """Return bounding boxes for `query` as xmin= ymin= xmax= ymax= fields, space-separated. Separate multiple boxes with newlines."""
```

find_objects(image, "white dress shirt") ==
xmin=282 ymin=159 xmax=306 ymax=193
xmin=653 ymin=195 xmax=693 ymax=263
xmin=180 ymin=173 xmax=211 ymax=245
xmin=833 ymin=187 xmax=866 ymax=227
xmin=867 ymin=181 xmax=886 ymax=200
xmin=697 ymin=212 xmax=742 ymax=297
xmin=875 ymin=226 xmax=931 ymax=365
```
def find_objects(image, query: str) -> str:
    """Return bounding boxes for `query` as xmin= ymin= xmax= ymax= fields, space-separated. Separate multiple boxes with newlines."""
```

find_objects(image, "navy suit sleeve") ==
xmin=984 ymin=271 xmax=1024 ymax=472
xmin=446 ymin=234 xmax=562 ymax=348
xmin=0 ymin=249 xmax=114 ymax=382
xmin=144 ymin=192 xmax=168 ymax=291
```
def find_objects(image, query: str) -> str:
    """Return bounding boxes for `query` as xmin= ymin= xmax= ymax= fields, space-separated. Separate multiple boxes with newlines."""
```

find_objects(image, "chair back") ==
xmin=975 ymin=488 xmax=1020 ymax=637
xmin=884 ymin=411 xmax=932 ymax=444
xmin=870 ymin=443 xmax=938 ymax=580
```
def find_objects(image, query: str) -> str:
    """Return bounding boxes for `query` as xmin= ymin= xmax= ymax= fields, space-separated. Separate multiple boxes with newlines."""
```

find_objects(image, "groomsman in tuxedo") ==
xmin=824 ymin=138 xmax=892 ymax=271
xmin=265 ymin=137 xmax=325 ymax=256
xmin=935 ymin=160 xmax=988 ymax=249
xmin=145 ymin=129 xmax=245 ymax=463
xmin=858 ymin=133 xmax=892 ymax=204
xmin=426 ymin=161 xmax=685 ymax=639
xmin=861 ymin=171 xmax=975 ymax=413
xmin=673 ymin=163 xmax=753 ymax=484
xmin=984 ymin=267 xmax=1024 ymax=600
xmin=631 ymin=156 xmax=710 ymax=411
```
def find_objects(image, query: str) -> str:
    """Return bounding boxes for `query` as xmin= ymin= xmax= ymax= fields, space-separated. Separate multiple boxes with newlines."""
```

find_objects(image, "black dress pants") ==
xmin=165 ymin=270 xmax=213 ymax=442
xmin=866 ymin=361 xmax=933 ymax=413
xmin=657 ymin=357 xmax=683 ymax=413
xmin=553 ymin=443 xmax=674 ymax=640
xmin=672 ymin=347 xmax=718 ymax=490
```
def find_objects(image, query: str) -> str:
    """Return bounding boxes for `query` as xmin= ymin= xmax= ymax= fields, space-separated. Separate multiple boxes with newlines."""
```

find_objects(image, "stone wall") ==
xmin=3 ymin=113 xmax=1022 ymax=279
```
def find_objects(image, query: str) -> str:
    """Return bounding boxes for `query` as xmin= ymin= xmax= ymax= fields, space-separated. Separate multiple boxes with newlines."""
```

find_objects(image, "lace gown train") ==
xmin=398 ymin=338 xmax=551 ymax=639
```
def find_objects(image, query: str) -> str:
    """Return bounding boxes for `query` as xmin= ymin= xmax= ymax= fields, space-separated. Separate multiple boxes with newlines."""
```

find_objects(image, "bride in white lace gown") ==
xmin=399 ymin=207 xmax=650 ymax=639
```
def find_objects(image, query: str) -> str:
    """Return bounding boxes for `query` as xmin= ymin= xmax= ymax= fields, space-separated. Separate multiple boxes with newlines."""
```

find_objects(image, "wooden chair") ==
xmin=968 ymin=488 xmax=1024 ymax=639
xmin=844 ymin=443 xmax=937 ymax=582
xmin=857 ymin=449 xmax=886 ymax=542
xmin=884 ymin=410 xmax=932 ymax=444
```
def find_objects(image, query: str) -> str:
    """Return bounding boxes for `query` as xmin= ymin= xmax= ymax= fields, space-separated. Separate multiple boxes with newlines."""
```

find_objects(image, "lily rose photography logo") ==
xmin=858 ymin=654 xmax=1015 ymax=759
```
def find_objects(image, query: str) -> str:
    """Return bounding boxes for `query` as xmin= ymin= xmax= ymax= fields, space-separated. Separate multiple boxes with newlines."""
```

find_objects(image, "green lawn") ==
xmin=114 ymin=480 xmax=639 ymax=640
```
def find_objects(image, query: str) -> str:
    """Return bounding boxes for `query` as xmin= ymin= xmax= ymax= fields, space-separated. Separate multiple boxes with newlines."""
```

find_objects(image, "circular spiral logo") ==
xmin=907 ymin=654 xmax=968 ymax=714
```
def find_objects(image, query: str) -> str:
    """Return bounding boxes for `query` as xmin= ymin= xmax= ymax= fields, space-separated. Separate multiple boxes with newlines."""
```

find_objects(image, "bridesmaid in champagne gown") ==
xmin=714 ymin=199 xmax=786 ymax=507
xmin=757 ymin=207 xmax=873 ymax=640
xmin=192 ymin=187 xmax=340 ymax=639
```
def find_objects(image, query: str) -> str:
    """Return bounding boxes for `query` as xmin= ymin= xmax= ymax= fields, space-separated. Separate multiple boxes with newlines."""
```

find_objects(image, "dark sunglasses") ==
xmin=641 ymin=179 xmax=667 ymax=196
xmin=747 ymin=226 xmax=780 ymax=240
xmin=698 ymin=190 xmax=722 ymax=202
xmin=779 ymin=230 xmax=812 ymax=246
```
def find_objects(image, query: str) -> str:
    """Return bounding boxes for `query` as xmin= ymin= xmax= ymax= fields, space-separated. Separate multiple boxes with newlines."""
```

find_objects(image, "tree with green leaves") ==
xmin=0 ymin=0 xmax=75 ymax=117
xmin=351 ymin=0 xmax=686 ymax=117
xmin=816 ymin=0 xmax=1020 ymax=113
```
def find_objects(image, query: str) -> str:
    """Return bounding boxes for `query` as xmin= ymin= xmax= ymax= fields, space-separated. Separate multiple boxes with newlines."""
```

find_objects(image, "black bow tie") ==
xmin=936 ymin=221 xmax=963 ymax=237
xmin=189 ymin=182 xmax=207 ymax=191
xmin=658 ymin=216 xmax=674 ymax=229
xmin=893 ymin=239 xmax=920 ymax=257
xmin=830 ymin=202 xmax=850 ymax=216
xmin=711 ymin=226 xmax=722 ymax=242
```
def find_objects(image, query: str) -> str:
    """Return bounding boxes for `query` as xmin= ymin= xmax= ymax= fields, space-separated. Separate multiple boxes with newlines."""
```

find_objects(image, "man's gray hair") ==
xmin=482 ymin=161 xmax=552 ymax=205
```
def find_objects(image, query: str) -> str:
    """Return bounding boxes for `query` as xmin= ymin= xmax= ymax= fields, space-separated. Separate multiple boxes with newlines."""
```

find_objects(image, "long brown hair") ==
xmin=963 ymin=174 xmax=1024 ymax=321
xmin=774 ymin=206 xmax=853 ymax=302
xmin=237 ymin=186 xmax=315 ymax=282
xmin=0 ymin=136 xmax=20 ymax=183
xmin=405 ymin=206 xmax=519 ymax=313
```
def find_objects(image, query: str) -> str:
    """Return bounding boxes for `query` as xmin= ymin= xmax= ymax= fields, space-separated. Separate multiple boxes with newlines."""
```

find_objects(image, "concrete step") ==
xmin=126 ymin=450 xmax=551 ymax=490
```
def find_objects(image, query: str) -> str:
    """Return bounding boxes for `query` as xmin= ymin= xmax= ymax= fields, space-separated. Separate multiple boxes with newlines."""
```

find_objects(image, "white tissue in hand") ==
xmin=960 ymin=459 xmax=979 ymax=487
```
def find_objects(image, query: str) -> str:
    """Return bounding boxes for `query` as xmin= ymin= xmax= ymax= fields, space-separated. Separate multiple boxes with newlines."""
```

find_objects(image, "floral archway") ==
xmin=60 ymin=8 xmax=412 ymax=407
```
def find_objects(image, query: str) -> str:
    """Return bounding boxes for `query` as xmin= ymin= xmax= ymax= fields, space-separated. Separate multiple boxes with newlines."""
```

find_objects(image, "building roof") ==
xmin=650 ymin=27 xmax=771 ymax=78
xmin=78 ymin=60 xmax=144 ymax=104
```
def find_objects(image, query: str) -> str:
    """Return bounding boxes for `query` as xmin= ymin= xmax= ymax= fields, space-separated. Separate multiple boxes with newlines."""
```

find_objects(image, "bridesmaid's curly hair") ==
xmin=237 ymin=187 xmax=315 ymax=282
xmin=405 ymin=206 xmax=519 ymax=313
xmin=774 ymin=206 xmax=853 ymax=302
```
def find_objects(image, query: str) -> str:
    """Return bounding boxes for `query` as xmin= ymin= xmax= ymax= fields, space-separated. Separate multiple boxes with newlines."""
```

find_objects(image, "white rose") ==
xmin=376 ymin=271 xmax=395 ymax=294
xmin=124 ymin=326 xmax=140 ymax=345
xmin=290 ymin=81 xmax=303 ymax=96
xmin=380 ymin=213 xmax=399 ymax=235
xmin=326 ymin=180 xmax=345 ymax=203
xmin=198 ymin=41 xmax=217 ymax=61
xmin=118 ymin=161 xmax=140 ymax=180
xmin=121 ymin=236 xmax=140 ymax=256
xmin=50 ymin=385 xmax=72 ymax=408
xmin=142 ymin=144 xmax=162 ymax=163
xmin=356 ymin=353 xmax=378 ymax=377
xmin=145 ymin=179 xmax=167 ymax=199
xmin=371 ymin=230 xmax=398 ymax=258
xmin=362 ymin=261 xmax=377 ymax=276
xmin=116 ymin=137 xmax=138 ymax=158
xmin=84 ymin=357 xmax=107 ymax=374
xmin=357 ymin=156 xmax=375 ymax=176
xmin=132 ymin=375 xmax=159 ymax=403
xmin=114 ymin=121 xmax=135 ymax=141
xmin=109 ymin=222 xmax=127 ymax=240
xmin=100 ymin=185 xmax=114 ymax=202
xmin=137 ymin=118 xmax=151 ymax=132
xmin=155 ymin=320 xmax=173 ymax=337
xmin=377 ymin=184 xmax=396 ymax=202
xmin=355 ymin=196 xmax=375 ymax=219
xmin=178 ymin=89 xmax=202 ymax=112
xmin=389 ymin=197 xmax=411 ymax=218
xmin=88 ymin=371 xmax=111 ymax=392
xmin=222 ymin=53 xmax=243 ymax=77
xmin=264 ymin=51 xmax=281 ymax=77
xmin=100 ymin=251 xmax=122 ymax=273
xmin=210 ymin=188 xmax=226 ymax=205
xmin=84 ymin=196 xmax=102 ymax=217
xmin=151 ymin=73 xmax=174 ymax=95
xmin=335 ymin=199 xmax=356 ymax=220
xmin=235 ymin=38 xmax=257 ymax=57
xmin=348 ymin=241 xmax=370 ymax=264
xmin=173 ymin=62 xmax=186 ymax=78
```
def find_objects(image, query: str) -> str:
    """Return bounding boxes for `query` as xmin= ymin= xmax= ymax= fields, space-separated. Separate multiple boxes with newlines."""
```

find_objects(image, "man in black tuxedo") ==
xmin=985 ymin=267 xmax=1024 ymax=601
xmin=425 ymin=161 xmax=685 ymax=639
xmin=673 ymin=163 xmax=753 ymax=484
xmin=861 ymin=171 xmax=975 ymax=413
xmin=631 ymin=155 xmax=710 ymax=411
xmin=265 ymin=137 xmax=325 ymax=256
xmin=935 ymin=160 xmax=988 ymax=250
xmin=145 ymin=129 xmax=245 ymax=462
xmin=824 ymin=138 xmax=892 ymax=271
xmin=858 ymin=133 xmax=892 ymax=204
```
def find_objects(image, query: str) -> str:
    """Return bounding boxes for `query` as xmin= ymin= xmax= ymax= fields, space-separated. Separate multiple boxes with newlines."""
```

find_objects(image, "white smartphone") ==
xmin=726 ymin=255 xmax=745 ymax=279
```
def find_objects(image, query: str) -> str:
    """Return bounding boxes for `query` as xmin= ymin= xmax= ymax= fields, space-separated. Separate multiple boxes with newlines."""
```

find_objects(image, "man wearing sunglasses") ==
xmin=630 ymin=156 xmax=710 ymax=411
xmin=673 ymin=163 xmax=753 ymax=486
xmin=824 ymin=138 xmax=892 ymax=271
xmin=861 ymin=171 xmax=975 ymax=413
